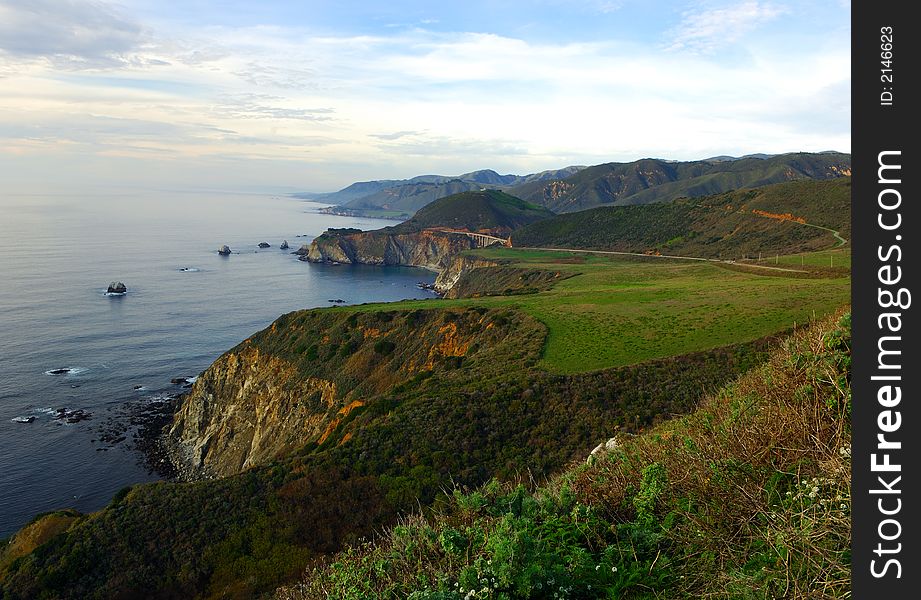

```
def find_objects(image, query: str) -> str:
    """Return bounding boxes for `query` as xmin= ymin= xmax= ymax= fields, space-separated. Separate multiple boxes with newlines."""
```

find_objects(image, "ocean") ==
xmin=0 ymin=188 xmax=435 ymax=538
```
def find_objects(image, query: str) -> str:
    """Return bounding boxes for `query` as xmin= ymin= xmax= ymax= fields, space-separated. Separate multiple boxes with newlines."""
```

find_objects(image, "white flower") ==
xmin=612 ymin=566 xmax=618 ymax=572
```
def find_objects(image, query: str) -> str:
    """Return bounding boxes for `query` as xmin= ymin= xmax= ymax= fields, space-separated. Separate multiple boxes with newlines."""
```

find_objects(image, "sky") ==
xmin=0 ymin=0 xmax=851 ymax=193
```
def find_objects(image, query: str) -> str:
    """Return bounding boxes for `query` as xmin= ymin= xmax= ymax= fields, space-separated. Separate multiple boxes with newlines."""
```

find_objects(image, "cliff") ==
xmin=165 ymin=307 xmax=525 ymax=479
xmin=434 ymin=254 xmax=572 ymax=299
xmin=166 ymin=347 xmax=339 ymax=479
xmin=305 ymin=228 xmax=479 ymax=272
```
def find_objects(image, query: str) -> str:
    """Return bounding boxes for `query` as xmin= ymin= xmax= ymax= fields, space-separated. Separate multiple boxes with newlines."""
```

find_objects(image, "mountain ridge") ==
xmin=294 ymin=152 xmax=849 ymax=219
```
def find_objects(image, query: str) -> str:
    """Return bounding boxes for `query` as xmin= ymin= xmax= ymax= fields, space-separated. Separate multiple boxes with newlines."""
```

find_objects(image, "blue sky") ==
xmin=0 ymin=0 xmax=850 ymax=192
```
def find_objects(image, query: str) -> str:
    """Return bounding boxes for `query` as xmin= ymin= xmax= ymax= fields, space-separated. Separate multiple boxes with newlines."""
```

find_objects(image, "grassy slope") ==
xmin=284 ymin=310 xmax=851 ymax=600
xmin=356 ymin=249 xmax=850 ymax=374
xmin=511 ymin=177 xmax=851 ymax=259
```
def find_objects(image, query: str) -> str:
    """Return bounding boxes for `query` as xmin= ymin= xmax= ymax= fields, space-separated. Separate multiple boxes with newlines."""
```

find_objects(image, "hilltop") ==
xmin=388 ymin=190 xmax=554 ymax=236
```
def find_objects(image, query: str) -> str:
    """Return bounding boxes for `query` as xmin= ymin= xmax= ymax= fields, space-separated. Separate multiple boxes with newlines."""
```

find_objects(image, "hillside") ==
xmin=0 ymin=307 xmax=781 ymax=600
xmin=508 ymin=152 xmax=851 ymax=213
xmin=285 ymin=310 xmax=851 ymax=599
xmin=298 ymin=167 xmax=585 ymax=219
xmin=0 ymin=242 xmax=850 ymax=598
xmin=511 ymin=177 xmax=850 ymax=259
xmin=388 ymin=190 xmax=554 ymax=235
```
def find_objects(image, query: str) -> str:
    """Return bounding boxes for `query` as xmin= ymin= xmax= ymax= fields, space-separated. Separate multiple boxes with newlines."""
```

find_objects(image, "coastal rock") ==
xmin=280 ymin=240 xmax=289 ymax=250
xmin=292 ymin=243 xmax=311 ymax=256
xmin=434 ymin=255 xmax=500 ymax=296
xmin=306 ymin=229 xmax=478 ymax=273
xmin=586 ymin=433 xmax=630 ymax=464
xmin=217 ymin=245 xmax=232 ymax=256
xmin=106 ymin=281 xmax=127 ymax=294
xmin=54 ymin=408 xmax=92 ymax=423
xmin=258 ymin=242 xmax=271 ymax=248
xmin=166 ymin=346 xmax=341 ymax=479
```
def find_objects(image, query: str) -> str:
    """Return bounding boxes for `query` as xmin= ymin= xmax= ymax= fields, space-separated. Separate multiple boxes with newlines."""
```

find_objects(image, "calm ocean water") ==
xmin=0 ymin=188 xmax=435 ymax=538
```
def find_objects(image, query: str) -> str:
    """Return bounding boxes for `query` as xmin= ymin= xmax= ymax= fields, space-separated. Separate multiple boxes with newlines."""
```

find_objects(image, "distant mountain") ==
xmin=508 ymin=152 xmax=851 ymax=213
xmin=295 ymin=166 xmax=586 ymax=219
xmin=389 ymin=189 xmax=555 ymax=236
xmin=511 ymin=177 xmax=851 ymax=259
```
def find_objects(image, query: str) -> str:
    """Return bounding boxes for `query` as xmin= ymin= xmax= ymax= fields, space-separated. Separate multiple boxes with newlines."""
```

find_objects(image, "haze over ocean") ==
xmin=0 ymin=189 xmax=434 ymax=537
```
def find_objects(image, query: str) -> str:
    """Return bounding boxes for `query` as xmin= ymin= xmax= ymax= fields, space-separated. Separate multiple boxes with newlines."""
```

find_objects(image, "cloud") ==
xmin=665 ymin=1 xmax=788 ymax=53
xmin=369 ymin=130 xmax=423 ymax=141
xmin=211 ymin=95 xmax=335 ymax=121
xmin=0 ymin=2 xmax=849 ymax=191
xmin=0 ymin=0 xmax=146 ymax=68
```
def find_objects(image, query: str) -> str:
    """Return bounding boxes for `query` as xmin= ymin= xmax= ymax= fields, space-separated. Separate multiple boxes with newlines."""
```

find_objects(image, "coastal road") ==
xmin=516 ymin=246 xmax=811 ymax=274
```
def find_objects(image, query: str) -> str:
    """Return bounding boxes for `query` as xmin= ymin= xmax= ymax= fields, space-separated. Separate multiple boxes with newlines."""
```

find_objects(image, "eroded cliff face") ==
xmin=166 ymin=307 xmax=524 ymax=479
xmin=166 ymin=347 xmax=340 ymax=479
xmin=435 ymin=254 xmax=573 ymax=299
xmin=306 ymin=230 xmax=479 ymax=272
xmin=434 ymin=254 xmax=500 ymax=295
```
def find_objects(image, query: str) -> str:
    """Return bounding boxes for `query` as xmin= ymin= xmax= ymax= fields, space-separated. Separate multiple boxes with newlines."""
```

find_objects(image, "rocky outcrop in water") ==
xmin=217 ymin=245 xmax=232 ymax=256
xmin=258 ymin=242 xmax=271 ymax=248
xmin=280 ymin=240 xmax=289 ymax=250
xmin=106 ymin=282 xmax=127 ymax=294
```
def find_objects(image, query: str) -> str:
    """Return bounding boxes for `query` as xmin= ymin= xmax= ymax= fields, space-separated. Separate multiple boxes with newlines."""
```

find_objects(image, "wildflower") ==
xmin=595 ymin=565 xmax=601 ymax=571
xmin=612 ymin=566 xmax=618 ymax=572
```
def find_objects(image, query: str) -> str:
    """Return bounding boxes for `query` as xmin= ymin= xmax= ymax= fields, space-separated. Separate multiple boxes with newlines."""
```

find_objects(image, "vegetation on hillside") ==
xmin=282 ymin=310 xmax=851 ymax=599
xmin=387 ymin=190 xmax=554 ymax=235
xmin=373 ymin=249 xmax=850 ymax=373
xmin=302 ymin=167 xmax=585 ymax=219
xmin=511 ymin=177 xmax=850 ymax=259
xmin=509 ymin=152 xmax=850 ymax=213
xmin=0 ymin=303 xmax=783 ymax=600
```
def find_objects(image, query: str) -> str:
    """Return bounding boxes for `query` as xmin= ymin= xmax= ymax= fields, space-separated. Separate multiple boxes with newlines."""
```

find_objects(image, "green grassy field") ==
xmin=768 ymin=246 xmax=852 ymax=268
xmin=346 ymin=247 xmax=851 ymax=373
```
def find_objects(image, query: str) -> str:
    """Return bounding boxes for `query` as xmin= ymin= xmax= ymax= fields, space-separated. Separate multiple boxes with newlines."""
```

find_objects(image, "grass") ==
xmin=346 ymin=247 xmax=850 ymax=374
xmin=282 ymin=310 xmax=852 ymax=600
xmin=770 ymin=247 xmax=851 ymax=269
